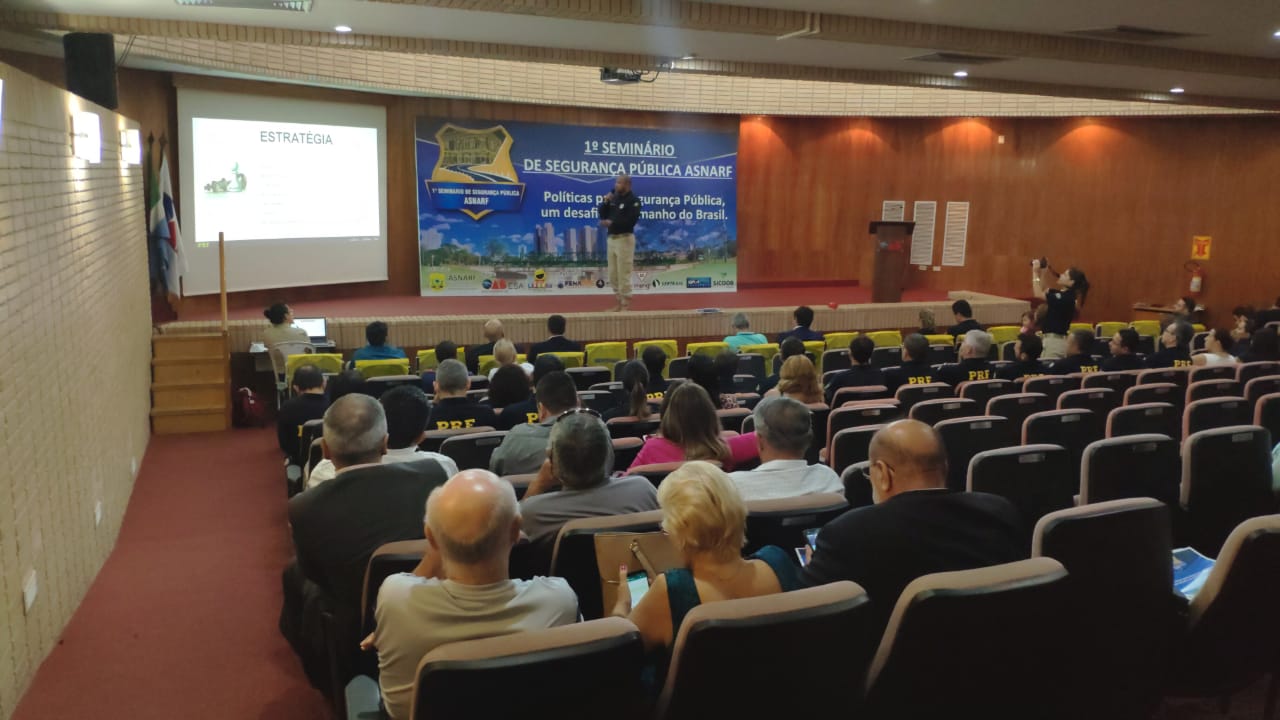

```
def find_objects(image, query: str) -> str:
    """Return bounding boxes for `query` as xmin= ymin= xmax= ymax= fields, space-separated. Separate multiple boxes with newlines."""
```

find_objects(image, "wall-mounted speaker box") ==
xmin=63 ymin=32 xmax=118 ymax=110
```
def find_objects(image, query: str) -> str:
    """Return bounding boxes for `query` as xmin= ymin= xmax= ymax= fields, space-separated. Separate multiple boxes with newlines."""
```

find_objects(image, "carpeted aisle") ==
xmin=13 ymin=427 xmax=329 ymax=720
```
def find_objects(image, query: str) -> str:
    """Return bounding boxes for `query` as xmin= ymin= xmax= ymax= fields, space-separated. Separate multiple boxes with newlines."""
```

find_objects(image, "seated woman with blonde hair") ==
xmin=487 ymin=338 xmax=533 ymax=379
xmin=626 ymin=383 xmax=759 ymax=471
xmin=612 ymin=461 xmax=800 ymax=653
xmin=764 ymin=354 xmax=824 ymax=405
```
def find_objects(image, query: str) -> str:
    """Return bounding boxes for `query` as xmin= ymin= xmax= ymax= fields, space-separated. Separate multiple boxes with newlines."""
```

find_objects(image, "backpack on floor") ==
xmin=234 ymin=387 xmax=268 ymax=427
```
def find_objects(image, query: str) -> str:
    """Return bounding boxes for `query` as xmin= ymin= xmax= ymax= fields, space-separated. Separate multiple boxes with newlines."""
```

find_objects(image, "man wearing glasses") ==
xmin=488 ymin=371 xmax=581 ymax=476
xmin=801 ymin=420 xmax=1024 ymax=631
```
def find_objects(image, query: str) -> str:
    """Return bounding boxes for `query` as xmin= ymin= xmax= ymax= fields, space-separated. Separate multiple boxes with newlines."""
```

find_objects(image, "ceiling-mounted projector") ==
xmin=600 ymin=68 xmax=645 ymax=84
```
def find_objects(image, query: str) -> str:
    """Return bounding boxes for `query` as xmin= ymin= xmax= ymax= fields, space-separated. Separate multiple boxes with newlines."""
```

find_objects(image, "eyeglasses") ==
xmin=554 ymin=407 xmax=602 ymax=424
xmin=858 ymin=459 xmax=894 ymax=482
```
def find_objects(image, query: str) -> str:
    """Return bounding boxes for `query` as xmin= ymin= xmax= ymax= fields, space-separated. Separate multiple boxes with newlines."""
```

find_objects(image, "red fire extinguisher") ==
xmin=1186 ymin=261 xmax=1204 ymax=296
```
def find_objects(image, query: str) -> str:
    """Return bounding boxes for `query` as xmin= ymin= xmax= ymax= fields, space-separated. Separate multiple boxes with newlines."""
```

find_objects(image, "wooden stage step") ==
xmin=152 ymin=332 xmax=231 ymax=434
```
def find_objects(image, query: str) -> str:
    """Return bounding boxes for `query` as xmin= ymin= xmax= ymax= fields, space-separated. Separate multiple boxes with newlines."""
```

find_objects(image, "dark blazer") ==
xmin=1051 ymin=354 xmax=1101 ymax=375
xmin=527 ymin=335 xmax=583 ymax=364
xmin=802 ymin=488 xmax=1025 ymax=630
xmin=1146 ymin=348 xmax=1193 ymax=369
xmin=948 ymin=318 xmax=985 ymax=337
xmin=996 ymin=360 xmax=1047 ymax=381
xmin=287 ymin=459 xmax=449 ymax=612
xmin=778 ymin=326 xmax=825 ymax=344
xmin=465 ymin=341 xmax=497 ymax=374
xmin=883 ymin=361 xmax=937 ymax=394
xmin=428 ymin=397 xmax=499 ymax=430
xmin=824 ymin=365 xmax=886 ymax=406
xmin=1100 ymin=354 xmax=1144 ymax=372
xmin=497 ymin=399 xmax=539 ymax=430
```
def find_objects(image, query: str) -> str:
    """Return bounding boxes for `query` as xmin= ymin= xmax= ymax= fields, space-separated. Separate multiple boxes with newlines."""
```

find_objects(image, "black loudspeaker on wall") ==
xmin=63 ymin=32 xmax=118 ymax=110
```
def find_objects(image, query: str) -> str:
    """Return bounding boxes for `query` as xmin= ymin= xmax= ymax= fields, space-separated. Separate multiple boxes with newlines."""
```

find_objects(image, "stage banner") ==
xmin=415 ymin=117 xmax=737 ymax=296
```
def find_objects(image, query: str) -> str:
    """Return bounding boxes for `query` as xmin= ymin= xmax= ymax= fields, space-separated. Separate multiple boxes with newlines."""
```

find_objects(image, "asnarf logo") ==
xmin=428 ymin=273 xmax=447 ymax=291
xmin=425 ymin=124 xmax=526 ymax=221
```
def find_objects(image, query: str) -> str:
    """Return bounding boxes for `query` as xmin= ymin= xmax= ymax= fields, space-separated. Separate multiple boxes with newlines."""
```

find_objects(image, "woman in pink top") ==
xmin=628 ymin=383 xmax=759 ymax=471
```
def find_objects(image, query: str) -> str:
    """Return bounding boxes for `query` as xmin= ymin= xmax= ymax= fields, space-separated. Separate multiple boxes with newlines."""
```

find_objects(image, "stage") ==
xmin=157 ymin=285 xmax=1030 ymax=354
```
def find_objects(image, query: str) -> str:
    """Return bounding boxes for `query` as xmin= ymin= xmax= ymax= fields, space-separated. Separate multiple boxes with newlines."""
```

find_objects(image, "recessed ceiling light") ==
xmin=1170 ymin=86 xmax=1185 ymax=94
xmin=953 ymin=70 xmax=969 ymax=78
xmin=334 ymin=25 xmax=353 ymax=33
xmin=1273 ymin=29 xmax=1280 ymax=37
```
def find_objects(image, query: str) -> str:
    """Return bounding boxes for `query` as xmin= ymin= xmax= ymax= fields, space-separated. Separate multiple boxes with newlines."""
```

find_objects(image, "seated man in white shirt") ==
xmin=307 ymin=385 xmax=457 ymax=489
xmin=729 ymin=396 xmax=841 ymax=501
xmin=367 ymin=470 xmax=579 ymax=720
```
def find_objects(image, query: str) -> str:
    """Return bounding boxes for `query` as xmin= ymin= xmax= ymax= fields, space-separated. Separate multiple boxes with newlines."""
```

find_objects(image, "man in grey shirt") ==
xmin=489 ymin=371 xmax=579 ymax=476
xmin=729 ymin=396 xmax=841 ymax=501
xmin=519 ymin=411 xmax=659 ymax=545
xmin=368 ymin=469 xmax=578 ymax=720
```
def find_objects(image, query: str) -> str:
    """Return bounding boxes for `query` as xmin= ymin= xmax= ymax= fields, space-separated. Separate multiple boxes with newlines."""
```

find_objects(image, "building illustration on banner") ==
xmin=415 ymin=117 xmax=739 ymax=296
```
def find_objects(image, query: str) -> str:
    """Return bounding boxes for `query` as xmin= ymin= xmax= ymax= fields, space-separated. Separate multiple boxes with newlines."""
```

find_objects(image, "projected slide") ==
xmin=190 ymin=118 xmax=380 ymax=243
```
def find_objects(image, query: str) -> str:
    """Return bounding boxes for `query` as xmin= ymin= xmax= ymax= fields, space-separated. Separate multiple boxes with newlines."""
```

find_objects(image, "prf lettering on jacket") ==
xmin=1080 ymin=365 xmax=1100 ymax=374
xmin=967 ymin=370 xmax=992 ymax=381
xmin=1173 ymin=360 xmax=1193 ymax=368
xmin=908 ymin=376 xmax=932 ymax=385
xmin=646 ymin=391 xmax=665 ymax=400
xmin=435 ymin=418 xmax=478 ymax=430
xmin=525 ymin=412 xmax=539 ymax=424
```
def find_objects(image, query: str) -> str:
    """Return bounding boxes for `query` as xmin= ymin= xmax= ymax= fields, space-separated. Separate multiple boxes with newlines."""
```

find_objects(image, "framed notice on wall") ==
xmin=941 ymin=202 xmax=970 ymax=267
xmin=910 ymin=201 xmax=937 ymax=266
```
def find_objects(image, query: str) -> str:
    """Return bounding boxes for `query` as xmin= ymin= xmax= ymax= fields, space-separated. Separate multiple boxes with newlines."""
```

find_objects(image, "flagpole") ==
xmin=218 ymin=231 xmax=228 ymax=333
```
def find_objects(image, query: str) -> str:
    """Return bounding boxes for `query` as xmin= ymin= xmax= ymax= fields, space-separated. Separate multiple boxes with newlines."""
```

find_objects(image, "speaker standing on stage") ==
xmin=1030 ymin=259 xmax=1090 ymax=359
xmin=598 ymin=173 xmax=642 ymax=312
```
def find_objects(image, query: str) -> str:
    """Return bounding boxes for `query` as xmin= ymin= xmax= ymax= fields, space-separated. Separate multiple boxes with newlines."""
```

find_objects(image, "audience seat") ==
xmin=830 ymin=426 xmax=884 ymax=477
xmin=1130 ymin=320 xmax=1162 ymax=338
xmin=502 ymin=473 xmax=535 ymax=499
xmin=831 ymin=385 xmax=892 ymax=407
xmin=841 ymin=462 xmax=872 ymax=508
xmin=634 ymin=340 xmax=679 ymax=369
xmin=957 ymin=379 xmax=1014 ymax=409
xmin=742 ymin=493 xmax=848 ymax=556
xmin=821 ymin=349 xmax=851 ymax=374
xmin=550 ymin=510 xmax=665 ymax=619
xmin=1236 ymin=360 xmax=1280 ymax=387
xmin=275 ymin=342 xmax=316 ymax=384
xmin=1164 ymin=514 xmax=1280 ymax=709
xmin=1138 ymin=368 xmax=1190 ymax=390
xmin=1183 ymin=397 xmax=1251 ymax=437
xmin=1243 ymin=375 xmax=1280 ymax=408
xmin=355 ymin=358 xmax=412 ymax=379
xmin=1057 ymin=387 xmax=1119 ymax=418
xmin=611 ymin=437 xmax=643 ymax=473
xmin=826 ymin=405 xmax=898 ymax=450
xmin=667 ymin=356 xmax=690 ymax=379
xmin=1106 ymin=402 xmax=1179 ymax=439
xmin=730 ymin=374 xmax=758 ymax=393
xmin=1022 ymin=375 xmax=1081 ymax=405
xmin=735 ymin=353 xmax=766 ymax=380
xmin=968 ymin=444 xmax=1074 ymax=546
xmin=303 ymin=437 xmax=324 ymax=489
xmin=364 ymin=374 xmax=422 ymax=398
xmin=986 ymin=325 xmax=1020 ymax=345
xmin=1031 ymin=499 xmax=1177 ymax=716
xmin=1191 ymin=332 xmax=1209 ymax=353
xmin=922 ymin=333 xmax=953 ymax=347
xmin=894 ymin=383 xmax=952 ymax=414
xmin=865 ymin=330 xmax=903 ymax=347
xmin=584 ymin=342 xmax=627 ymax=373
xmin=869 ymin=346 xmax=902 ymax=369
xmin=575 ymin=390 xmax=616 ymax=414
xmin=439 ymin=431 xmax=507 ymax=471
xmin=934 ymin=416 xmax=1015 ymax=492
xmin=416 ymin=347 xmax=465 ymax=373
xmin=467 ymin=375 xmax=489 ymax=391
xmin=799 ymin=341 xmax=827 ymax=372
xmin=605 ymin=416 xmax=660 ymax=440
xmin=863 ymin=558 xmax=1075 ymax=719
xmin=985 ymin=392 xmax=1053 ymax=434
xmin=359 ymin=539 xmax=428 ymax=636
xmin=656 ymin=582 xmax=876 ymax=720
xmin=907 ymin=397 xmax=978 ymax=426
xmin=685 ymin=342 xmax=728 ymax=359
xmin=1254 ymin=392 xmax=1280 ymax=443
xmin=1189 ymin=365 xmax=1238 ymax=384
xmin=566 ymin=367 xmax=610 ymax=391
xmin=1022 ymin=409 xmax=1101 ymax=479
xmin=543 ymin=352 xmax=587 ymax=369
xmin=803 ymin=403 xmax=831 ymax=464
xmin=1181 ymin=425 xmax=1277 ymax=555
xmin=1124 ymin=382 xmax=1182 ymax=410
xmin=1186 ymin=378 xmax=1241 ymax=404
xmin=1081 ymin=370 xmax=1139 ymax=394
xmin=476 ymin=354 xmax=527 ymax=376
xmin=999 ymin=340 xmax=1017 ymax=362
xmin=1095 ymin=321 xmax=1128 ymax=339
xmin=374 ymin=617 xmax=646 ymax=720
xmin=419 ymin=426 xmax=496 ymax=453
xmin=927 ymin=343 xmax=958 ymax=365
xmin=737 ymin=344 xmax=780 ymax=369
xmin=716 ymin=407 xmax=751 ymax=434
xmin=823 ymin=332 xmax=859 ymax=352
xmin=1079 ymin=434 xmax=1180 ymax=506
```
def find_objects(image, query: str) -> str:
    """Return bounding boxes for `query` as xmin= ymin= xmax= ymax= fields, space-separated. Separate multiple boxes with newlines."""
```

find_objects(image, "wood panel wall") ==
xmin=4 ymin=48 xmax=1277 ymax=327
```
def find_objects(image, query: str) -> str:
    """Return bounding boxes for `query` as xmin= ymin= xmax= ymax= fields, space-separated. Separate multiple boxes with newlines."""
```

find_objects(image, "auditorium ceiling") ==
xmin=1 ymin=0 xmax=1279 ymax=114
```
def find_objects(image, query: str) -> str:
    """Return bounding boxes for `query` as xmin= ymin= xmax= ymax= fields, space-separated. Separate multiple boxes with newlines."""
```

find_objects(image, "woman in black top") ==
xmin=1031 ymin=260 xmax=1090 ymax=360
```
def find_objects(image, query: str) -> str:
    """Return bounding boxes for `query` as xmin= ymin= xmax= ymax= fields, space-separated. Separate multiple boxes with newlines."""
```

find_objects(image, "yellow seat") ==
xmin=986 ymin=325 xmax=1020 ymax=345
xmin=1095 ymin=322 xmax=1127 ymax=339
xmin=416 ymin=347 xmax=465 ymax=373
xmin=546 ymin=351 xmax=585 ymax=368
xmin=865 ymin=331 xmax=903 ymax=348
xmin=924 ymin=334 xmax=954 ymax=346
xmin=1192 ymin=323 xmax=1206 ymax=333
xmin=824 ymin=332 xmax=859 ymax=352
xmin=687 ymin=341 xmax=730 ymax=359
xmin=585 ymin=342 xmax=628 ymax=374
xmin=739 ymin=344 xmax=780 ymax=369
xmin=286 ymin=353 xmax=343 ymax=386
xmin=1130 ymin=320 xmax=1162 ymax=337
xmin=634 ymin=340 xmax=679 ymax=377
xmin=802 ymin=340 xmax=827 ymax=373
xmin=1069 ymin=323 xmax=1093 ymax=333
xmin=355 ymin=358 xmax=411 ymax=379
xmin=477 ymin=353 xmax=528 ymax=376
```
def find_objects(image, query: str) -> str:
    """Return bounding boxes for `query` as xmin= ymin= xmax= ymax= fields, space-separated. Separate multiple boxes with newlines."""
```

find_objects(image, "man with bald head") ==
xmin=370 ymin=470 xmax=578 ymax=719
xmin=465 ymin=318 xmax=506 ymax=373
xmin=802 ymin=420 xmax=1023 ymax=629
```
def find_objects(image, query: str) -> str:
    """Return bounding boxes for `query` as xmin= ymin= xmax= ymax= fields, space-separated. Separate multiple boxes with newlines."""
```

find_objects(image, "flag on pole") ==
xmin=148 ymin=150 xmax=186 ymax=304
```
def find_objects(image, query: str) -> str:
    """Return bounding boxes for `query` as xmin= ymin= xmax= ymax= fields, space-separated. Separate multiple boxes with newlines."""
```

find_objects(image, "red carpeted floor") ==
xmin=12 ymin=427 xmax=328 ymax=720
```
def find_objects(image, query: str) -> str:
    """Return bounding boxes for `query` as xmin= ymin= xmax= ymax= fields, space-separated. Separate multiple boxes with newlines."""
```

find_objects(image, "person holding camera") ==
xmin=1030 ymin=258 xmax=1090 ymax=360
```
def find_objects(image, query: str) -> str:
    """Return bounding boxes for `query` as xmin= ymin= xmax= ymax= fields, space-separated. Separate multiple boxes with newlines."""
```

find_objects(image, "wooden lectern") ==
xmin=869 ymin=221 xmax=915 ymax=303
